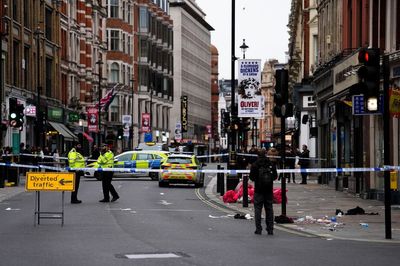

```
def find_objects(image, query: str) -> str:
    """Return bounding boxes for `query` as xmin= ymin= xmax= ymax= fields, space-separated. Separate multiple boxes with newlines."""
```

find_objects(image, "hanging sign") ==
xmin=237 ymin=59 xmax=264 ymax=118
xmin=87 ymin=106 xmax=99 ymax=132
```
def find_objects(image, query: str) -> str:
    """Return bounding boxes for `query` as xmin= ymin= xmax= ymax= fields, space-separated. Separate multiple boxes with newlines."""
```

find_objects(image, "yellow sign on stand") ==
xmin=390 ymin=171 xmax=398 ymax=190
xmin=26 ymin=172 xmax=75 ymax=192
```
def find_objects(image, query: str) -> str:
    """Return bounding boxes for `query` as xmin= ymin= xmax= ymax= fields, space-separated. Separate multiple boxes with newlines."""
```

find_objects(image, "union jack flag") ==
xmin=96 ymin=84 xmax=119 ymax=112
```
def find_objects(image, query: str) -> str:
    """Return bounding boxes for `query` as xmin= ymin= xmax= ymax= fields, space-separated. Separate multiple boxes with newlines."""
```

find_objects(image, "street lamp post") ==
xmin=239 ymin=39 xmax=248 ymax=60
xmin=130 ymin=78 xmax=135 ymax=149
xmin=96 ymin=60 xmax=103 ymax=147
xmin=239 ymin=38 xmax=249 ymax=207
xmin=239 ymin=39 xmax=250 ymax=150
xmin=34 ymin=27 xmax=44 ymax=149
xmin=229 ymin=0 xmax=236 ymax=166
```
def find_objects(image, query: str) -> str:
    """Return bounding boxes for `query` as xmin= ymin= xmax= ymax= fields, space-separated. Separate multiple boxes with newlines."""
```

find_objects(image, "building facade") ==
xmin=210 ymin=44 xmax=219 ymax=149
xmin=169 ymin=0 xmax=213 ymax=144
xmin=134 ymin=0 xmax=174 ymax=146
xmin=291 ymin=0 xmax=400 ymax=200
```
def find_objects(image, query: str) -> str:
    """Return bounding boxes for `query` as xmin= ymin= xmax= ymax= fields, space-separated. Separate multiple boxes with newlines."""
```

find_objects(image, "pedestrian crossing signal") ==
xmin=8 ymin=98 xmax=24 ymax=128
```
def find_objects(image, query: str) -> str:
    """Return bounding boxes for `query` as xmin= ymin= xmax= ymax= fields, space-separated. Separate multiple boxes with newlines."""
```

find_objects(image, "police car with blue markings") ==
xmin=85 ymin=150 xmax=169 ymax=180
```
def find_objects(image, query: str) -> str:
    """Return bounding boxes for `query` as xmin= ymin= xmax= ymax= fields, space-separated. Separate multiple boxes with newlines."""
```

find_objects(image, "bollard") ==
xmin=218 ymin=166 xmax=225 ymax=196
xmin=217 ymin=165 xmax=221 ymax=193
xmin=242 ymin=173 xmax=248 ymax=208
xmin=0 ymin=165 xmax=4 ymax=188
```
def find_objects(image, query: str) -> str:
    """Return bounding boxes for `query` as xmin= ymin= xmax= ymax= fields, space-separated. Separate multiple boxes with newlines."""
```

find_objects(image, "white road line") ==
xmin=125 ymin=253 xmax=180 ymax=259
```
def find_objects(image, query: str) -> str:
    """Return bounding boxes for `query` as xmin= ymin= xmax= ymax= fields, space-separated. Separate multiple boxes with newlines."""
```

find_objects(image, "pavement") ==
xmin=204 ymin=174 xmax=400 ymax=243
xmin=1 ymin=173 xmax=400 ymax=243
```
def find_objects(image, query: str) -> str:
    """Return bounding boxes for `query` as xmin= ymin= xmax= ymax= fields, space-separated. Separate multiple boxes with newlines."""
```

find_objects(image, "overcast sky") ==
xmin=194 ymin=0 xmax=291 ymax=79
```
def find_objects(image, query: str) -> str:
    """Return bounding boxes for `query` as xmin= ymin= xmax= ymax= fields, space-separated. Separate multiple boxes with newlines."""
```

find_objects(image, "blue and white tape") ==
xmin=1 ymin=161 xmax=399 ymax=175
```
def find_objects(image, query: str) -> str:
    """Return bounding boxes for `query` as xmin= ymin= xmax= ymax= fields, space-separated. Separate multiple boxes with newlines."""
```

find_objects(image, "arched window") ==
xmin=110 ymin=63 xmax=120 ymax=83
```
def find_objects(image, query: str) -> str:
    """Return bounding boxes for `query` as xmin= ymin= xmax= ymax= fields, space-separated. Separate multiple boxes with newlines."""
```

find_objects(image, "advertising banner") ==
xmin=389 ymin=88 xmax=400 ymax=117
xmin=181 ymin=96 xmax=188 ymax=132
xmin=237 ymin=59 xmax=264 ymax=118
xmin=175 ymin=121 xmax=182 ymax=141
xmin=87 ymin=106 xmax=98 ymax=132
xmin=141 ymin=113 xmax=150 ymax=133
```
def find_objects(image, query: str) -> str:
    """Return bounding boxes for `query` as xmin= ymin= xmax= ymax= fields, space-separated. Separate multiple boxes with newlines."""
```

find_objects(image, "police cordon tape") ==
xmin=17 ymin=152 xmax=327 ymax=162
xmin=1 ymin=161 xmax=400 ymax=175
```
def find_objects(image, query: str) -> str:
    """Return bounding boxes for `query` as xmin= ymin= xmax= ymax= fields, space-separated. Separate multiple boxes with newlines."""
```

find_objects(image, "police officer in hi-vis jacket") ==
xmin=68 ymin=142 xmax=85 ymax=204
xmin=98 ymin=144 xmax=119 ymax=203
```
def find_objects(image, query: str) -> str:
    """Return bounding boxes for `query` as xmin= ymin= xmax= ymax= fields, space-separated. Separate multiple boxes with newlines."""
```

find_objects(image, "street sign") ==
xmin=122 ymin=115 xmax=132 ymax=126
xmin=26 ymin=172 xmax=75 ymax=192
xmin=352 ymin=94 xmax=383 ymax=115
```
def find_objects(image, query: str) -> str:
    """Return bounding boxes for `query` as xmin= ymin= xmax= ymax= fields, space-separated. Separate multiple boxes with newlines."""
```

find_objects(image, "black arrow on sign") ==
xmin=59 ymin=179 xmax=73 ymax=186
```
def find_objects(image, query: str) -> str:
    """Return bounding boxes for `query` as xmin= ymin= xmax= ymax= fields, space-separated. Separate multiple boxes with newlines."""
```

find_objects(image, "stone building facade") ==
xmin=169 ymin=0 xmax=213 ymax=144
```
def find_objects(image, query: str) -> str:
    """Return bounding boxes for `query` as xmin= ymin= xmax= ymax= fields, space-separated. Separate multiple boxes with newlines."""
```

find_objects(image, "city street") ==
xmin=0 ymin=170 xmax=399 ymax=266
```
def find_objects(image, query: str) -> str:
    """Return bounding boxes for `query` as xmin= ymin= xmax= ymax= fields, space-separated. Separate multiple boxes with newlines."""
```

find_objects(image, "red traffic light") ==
xmin=358 ymin=49 xmax=369 ymax=63
xmin=358 ymin=48 xmax=380 ymax=65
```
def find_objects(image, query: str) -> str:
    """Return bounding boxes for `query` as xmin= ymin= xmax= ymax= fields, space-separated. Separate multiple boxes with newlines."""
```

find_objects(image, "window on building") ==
xmin=12 ymin=0 xmax=19 ymax=21
xmin=110 ymin=30 xmax=120 ymax=51
xmin=122 ymin=2 xmax=126 ymax=21
xmin=122 ymin=33 xmax=126 ymax=53
xmin=122 ymin=64 xmax=126 ymax=84
xmin=110 ymin=0 xmax=119 ymax=18
xmin=13 ymin=41 xmax=19 ymax=87
xmin=46 ymin=57 xmax=53 ymax=97
xmin=110 ymin=97 xmax=119 ymax=122
xmin=24 ymin=0 xmax=30 ymax=28
xmin=140 ymin=38 xmax=148 ymax=59
xmin=139 ymin=7 xmax=148 ymax=32
xmin=61 ymin=29 xmax=67 ymax=60
xmin=110 ymin=63 xmax=120 ymax=83
xmin=45 ymin=8 xmax=53 ymax=41
xmin=127 ymin=35 xmax=132 ymax=55
xmin=127 ymin=4 xmax=132 ymax=24
xmin=23 ymin=46 xmax=29 ymax=89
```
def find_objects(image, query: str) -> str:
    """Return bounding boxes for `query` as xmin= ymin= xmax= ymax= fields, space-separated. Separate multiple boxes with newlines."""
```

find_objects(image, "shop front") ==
xmin=46 ymin=106 xmax=77 ymax=155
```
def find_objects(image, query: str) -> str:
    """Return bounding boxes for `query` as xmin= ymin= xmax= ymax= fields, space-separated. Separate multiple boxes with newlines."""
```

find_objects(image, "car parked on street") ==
xmin=159 ymin=154 xmax=206 ymax=187
xmin=85 ymin=150 xmax=169 ymax=180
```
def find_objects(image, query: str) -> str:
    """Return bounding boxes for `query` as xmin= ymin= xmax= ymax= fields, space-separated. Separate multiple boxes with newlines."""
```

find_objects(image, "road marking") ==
xmin=5 ymin=207 xmax=21 ymax=211
xmin=159 ymin=200 xmax=172 ymax=205
xmin=124 ymin=253 xmax=180 ymax=259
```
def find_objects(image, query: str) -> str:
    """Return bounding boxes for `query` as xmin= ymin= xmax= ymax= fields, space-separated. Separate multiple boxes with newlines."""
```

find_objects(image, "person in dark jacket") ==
xmin=249 ymin=148 xmax=278 ymax=235
xmin=298 ymin=144 xmax=310 ymax=184
xmin=285 ymin=145 xmax=296 ymax=183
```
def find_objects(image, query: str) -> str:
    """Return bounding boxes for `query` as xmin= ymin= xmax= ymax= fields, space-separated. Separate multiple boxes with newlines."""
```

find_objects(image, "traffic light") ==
xmin=357 ymin=48 xmax=380 ymax=111
xmin=230 ymin=117 xmax=240 ymax=131
xmin=274 ymin=69 xmax=289 ymax=117
xmin=117 ymin=127 xmax=123 ymax=140
xmin=241 ymin=118 xmax=251 ymax=132
xmin=222 ymin=111 xmax=230 ymax=132
xmin=8 ymin=98 xmax=24 ymax=128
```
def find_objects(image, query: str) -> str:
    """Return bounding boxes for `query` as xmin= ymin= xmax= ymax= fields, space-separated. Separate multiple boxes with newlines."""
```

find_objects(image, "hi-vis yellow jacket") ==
xmin=68 ymin=148 xmax=85 ymax=168
xmin=97 ymin=150 xmax=114 ymax=168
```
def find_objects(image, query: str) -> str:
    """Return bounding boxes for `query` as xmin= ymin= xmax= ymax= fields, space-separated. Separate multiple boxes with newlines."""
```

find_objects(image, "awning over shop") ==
xmin=83 ymin=132 xmax=94 ymax=143
xmin=49 ymin=121 xmax=78 ymax=141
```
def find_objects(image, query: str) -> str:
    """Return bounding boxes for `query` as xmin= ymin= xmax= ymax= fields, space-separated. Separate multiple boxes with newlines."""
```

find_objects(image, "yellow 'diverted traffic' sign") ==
xmin=26 ymin=172 xmax=75 ymax=192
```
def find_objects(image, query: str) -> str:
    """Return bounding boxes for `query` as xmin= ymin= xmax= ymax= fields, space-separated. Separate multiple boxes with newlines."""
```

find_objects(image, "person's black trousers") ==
xmin=301 ymin=167 xmax=308 ymax=184
xmin=101 ymin=171 xmax=118 ymax=200
xmin=71 ymin=171 xmax=83 ymax=201
xmin=253 ymin=189 xmax=274 ymax=232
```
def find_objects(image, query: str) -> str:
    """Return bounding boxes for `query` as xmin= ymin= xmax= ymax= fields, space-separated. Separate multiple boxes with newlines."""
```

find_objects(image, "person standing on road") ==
xmin=249 ymin=148 xmax=278 ymax=235
xmin=298 ymin=144 xmax=310 ymax=184
xmin=98 ymin=144 xmax=119 ymax=203
xmin=91 ymin=144 xmax=100 ymax=160
xmin=68 ymin=142 xmax=85 ymax=204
